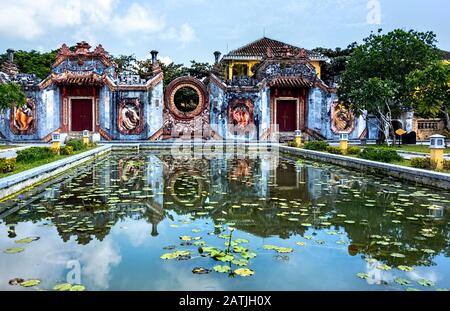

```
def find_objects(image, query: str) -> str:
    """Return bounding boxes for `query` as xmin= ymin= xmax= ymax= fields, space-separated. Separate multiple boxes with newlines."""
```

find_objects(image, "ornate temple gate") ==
xmin=61 ymin=85 xmax=100 ymax=133
xmin=270 ymin=86 xmax=308 ymax=133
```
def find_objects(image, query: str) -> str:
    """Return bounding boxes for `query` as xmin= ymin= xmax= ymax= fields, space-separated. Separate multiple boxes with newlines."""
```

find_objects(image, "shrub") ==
xmin=326 ymin=146 xmax=343 ymax=155
xmin=60 ymin=146 xmax=74 ymax=155
xmin=16 ymin=147 xmax=55 ymax=163
xmin=347 ymin=146 xmax=361 ymax=155
xmin=0 ymin=158 xmax=16 ymax=173
xmin=359 ymin=148 xmax=402 ymax=163
xmin=410 ymin=157 xmax=431 ymax=169
xmin=304 ymin=140 xmax=329 ymax=151
xmin=66 ymin=139 xmax=86 ymax=151
xmin=287 ymin=141 xmax=298 ymax=148
xmin=444 ymin=160 xmax=450 ymax=171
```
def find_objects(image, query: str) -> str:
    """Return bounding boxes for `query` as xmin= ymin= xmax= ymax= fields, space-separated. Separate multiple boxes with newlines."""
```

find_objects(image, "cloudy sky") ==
xmin=0 ymin=0 xmax=448 ymax=65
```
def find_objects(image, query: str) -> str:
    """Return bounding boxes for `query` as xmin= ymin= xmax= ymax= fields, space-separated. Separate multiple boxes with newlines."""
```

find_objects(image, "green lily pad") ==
xmin=54 ymin=283 xmax=73 ymax=291
xmin=356 ymin=273 xmax=369 ymax=280
xmin=436 ymin=288 xmax=449 ymax=291
xmin=417 ymin=279 xmax=435 ymax=287
xmin=233 ymin=246 xmax=248 ymax=253
xmin=263 ymin=245 xmax=278 ymax=250
xmin=296 ymin=242 xmax=306 ymax=246
xmin=275 ymin=247 xmax=293 ymax=253
xmin=315 ymin=240 xmax=326 ymax=245
xmin=215 ymin=254 xmax=235 ymax=262
xmin=192 ymin=229 xmax=201 ymax=233
xmin=15 ymin=237 xmax=40 ymax=244
xmin=394 ymin=278 xmax=411 ymax=286
xmin=421 ymin=249 xmax=435 ymax=254
xmin=192 ymin=267 xmax=211 ymax=274
xmin=213 ymin=265 xmax=231 ymax=273
xmin=234 ymin=239 xmax=249 ymax=244
xmin=406 ymin=287 xmax=421 ymax=291
xmin=161 ymin=250 xmax=191 ymax=260
xmin=344 ymin=220 xmax=355 ymax=224
xmin=377 ymin=264 xmax=392 ymax=271
xmin=70 ymin=285 xmax=86 ymax=291
xmin=234 ymin=268 xmax=255 ymax=277
xmin=20 ymin=279 xmax=41 ymax=287
xmin=4 ymin=247 xmax=24 ymax=254
xmin=398 ymin=265 xmax=414 ymax=272
xmin=179 ymin=236 xmax=192 ymax=241
xmin=304 ymin=236 xmax=314 ymax=240
xmin=241 ymin=252 xmax=257 ymax=259
xmin=301 ymin=223 xmax=312 ymax=227
xmin=232 ymin=259 xmax=249 ymax=266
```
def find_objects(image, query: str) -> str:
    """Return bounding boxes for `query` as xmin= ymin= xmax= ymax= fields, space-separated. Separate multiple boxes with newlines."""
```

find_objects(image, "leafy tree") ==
xmin=183 ymin=61 xmax=211 ymax=80
xmin=312 ymin=43 xmax=357 ymax=86
xmin=113 ymin=54 xmax=137 ymax=74
xmin=407 ymin=61 xmax=450 ymax=131
xmin=0 ymin=83 xmax=26 ymax=111
xmin=338 ymin=29 xmax=441 ymax=143
xmin=159 ymin=61 xmax=185 ymax=87
xmin=0 ymin=50 xmax=57 ymax=80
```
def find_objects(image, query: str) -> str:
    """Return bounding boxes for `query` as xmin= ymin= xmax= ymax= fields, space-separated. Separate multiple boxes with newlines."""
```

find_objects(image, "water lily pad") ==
xmin=213 ymin=265 xmax=231 ymax=273
xmin=234 ymin=268 xmax=255 ymax=277
xmin=161 ymin=250 xmax=191 ymax=260
xmin=4 ymin=247 xmax=24 ymax=254
xmin=344 ymin=220 xmax=355 ymax=224
xmin=377 ymin=264 xmax=392 ymax=271
xmin=304 ymin=236 xmax=314 ymax=240
xmin=296 ymin=242 xmax=306 ymax=246
xmin=421 ymin=249 xmax=435 ymax=254
xmin=436 ymin=288 xmax=449 ymax=291
xmin=241 ymin=252 xmax=257 ymax=259
xmin=234 ymin=239 xmax=249 ymax=244
xmin=356 ymin=273 xmax=369 ymax=280
xmin=54 ymin=283 xmax=73 ymax=291
xmin=20 ymin=279 xmax=41 ymax=287
xmin=232 ymin=259 xmax=249 ymax=266
xmin=233 ymin=246 xmax=248 ymax=253
xmin=215 ymin=254 xmax=235 ymax=262
xmin=192 ymin=267 xmax=211 ymax=274
xmin=275 ymin=247 xmax=293 ymax=253
xmin=417 ymin=279 xmax=435 ymax=287
xmin=301 ymin=223 xmax=312 ymax=227
xmin=70 ymin=285 xmax=86 ymax=291
xmin=263 ymin=245 xmax=278 ymax=250
xmin=15 ymin=237 xmax=40 ymax=244
xmin=394 ymin=278 xmax=411 ymax=286
xmin=315 ymin=240 xmax=326 ymax=245
xmin=406 ymin=287 xmax=421 ymax=291
xmin=179 ymin=236 xmax=192 ymax=241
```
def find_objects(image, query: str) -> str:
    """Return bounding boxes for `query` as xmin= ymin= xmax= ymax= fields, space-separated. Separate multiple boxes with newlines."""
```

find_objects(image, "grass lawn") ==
xmin=370 ymin=144 xmax=449 ymax=154
xmin=0 ymin=146 xmax=98 ymax=179
xmin=0 ymin=145 xmax=19 ymax=150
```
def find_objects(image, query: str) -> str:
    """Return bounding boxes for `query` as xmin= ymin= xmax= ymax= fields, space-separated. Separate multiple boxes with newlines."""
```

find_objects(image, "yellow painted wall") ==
xmin=311 ymin=61 xmax=321 ymax=79
xmin=226 ymin=60 xmax=260 ymax=80
xmin=226 ymin=60 xmax=322 ymax=80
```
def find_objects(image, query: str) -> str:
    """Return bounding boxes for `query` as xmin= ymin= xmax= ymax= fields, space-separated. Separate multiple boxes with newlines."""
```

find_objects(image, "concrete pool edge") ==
xmin=280 ymin=145 xmax=450 ymax=190
xmin=0 ymin=145 xmax=112 ymax=200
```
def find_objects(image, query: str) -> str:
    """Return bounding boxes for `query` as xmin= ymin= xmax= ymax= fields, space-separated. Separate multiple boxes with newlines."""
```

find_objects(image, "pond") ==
xmin=0 ymin=149 xmax=449 ymax=291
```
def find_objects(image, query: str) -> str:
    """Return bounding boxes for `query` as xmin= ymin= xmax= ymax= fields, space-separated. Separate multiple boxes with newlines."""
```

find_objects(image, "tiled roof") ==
xmin=223 ymin=37 xmax=327 ymax=61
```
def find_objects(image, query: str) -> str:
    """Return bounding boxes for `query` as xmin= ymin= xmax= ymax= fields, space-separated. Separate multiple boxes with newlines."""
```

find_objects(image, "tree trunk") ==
xmin=444 ymin=107 xmax=450 ymax=132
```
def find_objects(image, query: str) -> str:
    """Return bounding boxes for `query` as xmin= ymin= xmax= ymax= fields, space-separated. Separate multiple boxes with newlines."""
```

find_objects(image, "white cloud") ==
xmin=160 ymin=23 xmax=196 ymax=46
xmin=112 ymin=3 xmax=165 ymax=36
xmin=0 ymin=0 xmax=194 ymax=47
xmin=179 ymin=23 xmax=196 ymax=45
xmin=159 ymin=55 xmax=173 ymax=65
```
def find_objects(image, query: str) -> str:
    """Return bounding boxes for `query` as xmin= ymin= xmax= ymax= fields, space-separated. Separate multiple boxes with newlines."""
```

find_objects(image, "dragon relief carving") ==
xmin=11 ymin=97 xmax=37 ymax=135
xmin=118 ymin=98 xmax=144 ymax=135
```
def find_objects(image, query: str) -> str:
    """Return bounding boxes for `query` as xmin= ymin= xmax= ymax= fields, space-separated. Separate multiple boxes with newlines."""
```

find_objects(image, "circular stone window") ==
xmin=174 ymin=86 xmax=200 ymax=113
xmin=166 ymin=77 xmax=207 ymax=120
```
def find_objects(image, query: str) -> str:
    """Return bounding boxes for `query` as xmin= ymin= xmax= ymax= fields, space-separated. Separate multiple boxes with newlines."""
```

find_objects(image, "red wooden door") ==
xmin=71 ymin=99 xmax=93 ymax=131
xmin=277 ymin=100 xmax=297 ymax=132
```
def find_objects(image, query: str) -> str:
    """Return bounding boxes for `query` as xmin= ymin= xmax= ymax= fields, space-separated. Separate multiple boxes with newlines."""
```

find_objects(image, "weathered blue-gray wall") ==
xmin=209 ymin=81 xmax=270 ymax=140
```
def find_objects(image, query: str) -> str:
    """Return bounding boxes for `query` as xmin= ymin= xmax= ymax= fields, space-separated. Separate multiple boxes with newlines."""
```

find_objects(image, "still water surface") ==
xmin=0 ymin=150 xmax=449 ymax=291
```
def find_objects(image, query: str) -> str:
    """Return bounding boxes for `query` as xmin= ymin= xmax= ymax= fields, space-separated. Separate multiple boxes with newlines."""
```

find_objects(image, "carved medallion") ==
xmin=118 ymin=98 xmax=144 ymax=135
xmin=331 ymin=101 xmax=355 ymax=134
xmin=10 ymin=97 xmax=37 ymax=135
xmin=228 ymin=99 xmax=255 ymax=135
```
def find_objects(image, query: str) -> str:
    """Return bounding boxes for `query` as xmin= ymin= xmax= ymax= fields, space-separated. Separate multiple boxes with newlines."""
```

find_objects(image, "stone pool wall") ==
xmin=280 ymin=145 xmax=450 ymax=190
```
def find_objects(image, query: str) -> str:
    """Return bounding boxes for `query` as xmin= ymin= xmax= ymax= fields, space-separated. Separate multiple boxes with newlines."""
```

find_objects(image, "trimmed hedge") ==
xmin=411 ymin=157 xmax=450 ymax=171
xmin=60 ymin=146 xmax=74 ymax=155
xmin=304 ymin=141 xmax=329 ymax=151
xmin=326 ymin=146 xmax=343 ymax=155
xmin=347 ymin=146 xmax=362 ymax=155
xmin=360 ymin=148 xmax=402 ymax=163
xmin=66 ymin=139 xmax=86 ymax=152
xmin=16 ymin=147 xmax=55 ymax=163
xmin=0 ymin=158 xmax=16 ymax=173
